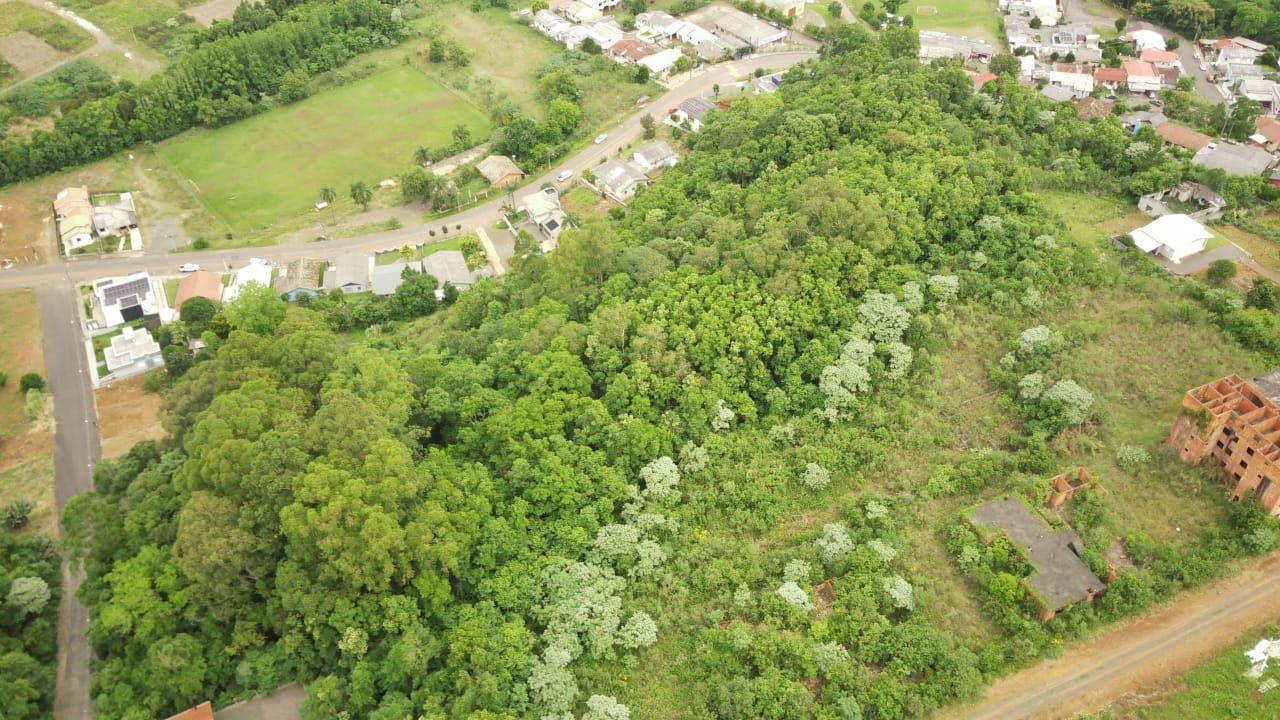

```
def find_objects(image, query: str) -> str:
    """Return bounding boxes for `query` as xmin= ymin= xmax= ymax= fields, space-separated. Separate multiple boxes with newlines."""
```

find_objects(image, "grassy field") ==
xmin=1217 ymin=223 xmax=1280 ymax=275
xmin=0 ymin=289 xmax=54 ymax=536
xmin=55 ymin=0 xmax=183 ymax=64
xmin=0 ymin=2 xmax=94 ymax=52
xmin=1103 ymin=623 xmax=1280 ymax=718
xmin=901 ymin=0 xmax=1002 ymax=43
xmin=374 ymin=236 xmax=462 ymax=265
xmin=157 ymin=64 xmax=491 ymax=236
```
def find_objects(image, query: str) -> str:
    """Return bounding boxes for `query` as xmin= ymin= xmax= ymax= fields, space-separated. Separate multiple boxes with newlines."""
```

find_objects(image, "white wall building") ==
xmin=1130 ymin=214 xmax=1212 ymax=264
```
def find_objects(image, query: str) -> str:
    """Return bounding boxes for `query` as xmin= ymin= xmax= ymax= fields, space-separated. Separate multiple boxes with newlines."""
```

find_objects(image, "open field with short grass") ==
xmin=55 ymin=0 xmax=183 ymax=64
xmin=96 ymin=374 xmax=164 ymax=459
xmin=901 ymin=0 xmax=1001 ymax=43
xmin=1217 ymin=223 xmax=1280 ymax=275
xmin=0 ymin=2 xmax=93 ymax=52
xmin=1103 ymin=622 xmax=1280 ymax=719
xmin=0 ymin=289 xmax=53 ymax=535
xmin=157 ymin=64 xmax=491 ymax=237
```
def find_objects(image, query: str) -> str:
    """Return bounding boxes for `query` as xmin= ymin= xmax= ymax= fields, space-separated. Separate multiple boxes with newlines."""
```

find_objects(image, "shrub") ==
xmin=0 ymin=371 xmax=6 ymax=386
xmin=18 ymin=372 xmax=45 ymax=392
xmin=1115 ymin=444 xmax=1151 ymax=474
xmin=801 ymin=462 xmax=831 ymax=490
xmin=775 ymin=581 xmax=813 ymax=611
xmin=1247 ymin=278 xmax=1280 ymax=310
xmin=1206 ymin=259 xmax=1238 ymax=286
xmin=23 ymin=388 xmax=45 ymax=420
xmin=7 ymin=576 xmax=50 ymax=615
xmin=2 ymin=499 xmax=34 ymax=530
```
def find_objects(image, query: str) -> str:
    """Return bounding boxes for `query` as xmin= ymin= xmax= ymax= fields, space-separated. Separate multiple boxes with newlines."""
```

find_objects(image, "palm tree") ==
xmin=349 ymin=181 xmax=373 ymax=212
xmin=319 ymin=186 xmax=336 ymax=224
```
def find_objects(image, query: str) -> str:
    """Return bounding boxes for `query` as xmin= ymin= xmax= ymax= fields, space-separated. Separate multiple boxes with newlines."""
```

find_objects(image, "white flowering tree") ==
xmin=640 ymin=456 xmax=681 ymax=503
xmin=617 ymin=611 xmax=658 ymax=649
xmin=814 ymin=523 xmax=853 ymax=565
xmin=776 ymin=581 xmax=813 ymax=611
xmin=582 ymin=695 xmax=631 ymax=720
xmin=783 ymin=558 xmax=813 ymax=584
xmin=856 ymin=291 xmax=910 ymax=343
xmin=801 ymin=462 xmax=831 ymax=490
xmin=812 ymin=641 xmax=850 ymax=673
xmin=927 ymin=274 xmax=959 ymax=308
xmin=882 ymin=575 xmax=914 ymax=612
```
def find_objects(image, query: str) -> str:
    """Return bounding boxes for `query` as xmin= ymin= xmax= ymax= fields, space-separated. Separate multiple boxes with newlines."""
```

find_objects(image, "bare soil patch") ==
xmin=186 ymin=0 xmax=240 ymax=27
xmin=0 ymin=289 xmax=50 ymax=470
xmin=95 ymin=375 xmax=164 ymax=459
xmin=0 ymin=30 xmax=63 ymax=77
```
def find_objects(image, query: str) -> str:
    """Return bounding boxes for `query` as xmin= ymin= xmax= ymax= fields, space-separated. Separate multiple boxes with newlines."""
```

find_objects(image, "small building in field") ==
xmin=103 ymin=325 xmax=163 ymax=378
xmin=588 ymin=19 xmax=624 ymax=50
xmin=596 ymin=159 xmax=648 ymax=201
xmin=761 ymin=0 xmax=805 ymax=18
xmin=275 ymin=258 xmax=325 ymax=301
xmin=968 ymin=498 xmax=1106 ymax=620
xmin=476 ymin=155 xmax=526 ymax=188
xmin=633 ymin=140 xmax=679 ymax=171
xmin=324 ymin=252 xmax=371 ymax=294
xmin=174 ymin=270 xmax=223 ymax=309
xmin=93 ymin=270 xmax=159 ymax=328
xmin=1129 ymin=213 xmax=1212 ymax=264
xmin=533 ymin=9 xmax=571 ymax=40
xmin=1137 ymin=181 xmax=1226 ymax=221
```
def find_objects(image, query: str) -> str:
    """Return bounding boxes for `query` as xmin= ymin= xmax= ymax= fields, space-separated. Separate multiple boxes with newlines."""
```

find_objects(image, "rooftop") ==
xmin=104 ymin=326 xmax=162 ymax=372
xmin=175 ymin=271 xmax=223 ymax=307
xmin=476 ymin=155 xmax=524 ymax=185
xmin=969 ymin=498 xmax=1106 ymax=611
xmin=1156 ymin=122 xmax=1213 ymax=151
xmin=1193 ymin=142 xmax=1275 ymax=176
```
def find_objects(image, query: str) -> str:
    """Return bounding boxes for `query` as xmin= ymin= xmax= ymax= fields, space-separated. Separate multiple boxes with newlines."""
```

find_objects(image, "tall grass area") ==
xmin=899 ymin=0 xmax=1002 ymax=42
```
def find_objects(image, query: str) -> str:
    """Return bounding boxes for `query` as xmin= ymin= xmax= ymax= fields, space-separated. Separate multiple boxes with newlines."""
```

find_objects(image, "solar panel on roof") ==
xmin=101 ymin=277 xmax=150 ymax=306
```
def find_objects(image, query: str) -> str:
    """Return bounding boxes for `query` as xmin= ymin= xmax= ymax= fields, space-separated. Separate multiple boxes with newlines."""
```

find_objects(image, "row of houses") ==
xmin=1040 ymin=54 xmax=1183 ymax=100
xmin=531 ymin=3 xmax=789 ymax=75
xmin=1197 ymin=36 xmax=1280 ymax=112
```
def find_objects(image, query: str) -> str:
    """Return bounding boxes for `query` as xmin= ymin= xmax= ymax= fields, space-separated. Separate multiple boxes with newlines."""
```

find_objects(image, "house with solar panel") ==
xmin=92 ymin=270 xmax=160 ymax=328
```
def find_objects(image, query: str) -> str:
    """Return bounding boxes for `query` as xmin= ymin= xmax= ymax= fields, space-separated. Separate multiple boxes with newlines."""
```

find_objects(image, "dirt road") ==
xmin=942 ymin=551 xmax=1280 ymax=720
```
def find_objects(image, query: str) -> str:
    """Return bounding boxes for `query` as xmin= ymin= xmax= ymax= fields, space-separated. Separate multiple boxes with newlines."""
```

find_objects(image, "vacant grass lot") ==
xmin=96 ymin=375 xmax=164 ymax=459
xmin=0 ymin=289 xmax=53 ymax=535
xmin=901 ymin=0 xmax=1001 ymax=43
xmin=157 ymin=65 xmax=491 ymax=236
xmin=0 ymin=2 xmax=93 ymax=52
xmin=56 ymin=0 xmax=181 ymax=63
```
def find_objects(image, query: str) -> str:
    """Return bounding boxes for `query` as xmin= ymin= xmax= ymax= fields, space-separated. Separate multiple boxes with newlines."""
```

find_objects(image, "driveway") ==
xmin=37 ymin=281 xmax=100 ymax=720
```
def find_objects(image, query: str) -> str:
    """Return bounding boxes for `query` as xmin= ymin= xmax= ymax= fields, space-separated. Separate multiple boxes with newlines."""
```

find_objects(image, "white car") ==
xmin=594 ymin=133 xmax=608 ymax=144
xmin=556 ymin=169 xmax=574 ymax=183
xmin=178 ymin=263 xmax=200 ymax=272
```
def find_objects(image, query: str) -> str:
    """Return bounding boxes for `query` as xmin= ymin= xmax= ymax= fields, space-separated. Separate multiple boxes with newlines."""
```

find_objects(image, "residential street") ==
xmin=36 ymin=281 xmax=100 ymax=720
xmin=941 ymin=551 xmax=1280 ymax=719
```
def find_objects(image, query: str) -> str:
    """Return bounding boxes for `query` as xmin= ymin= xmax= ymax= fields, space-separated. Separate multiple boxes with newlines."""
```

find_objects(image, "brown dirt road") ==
xmin=941 ymin=551 xmax=1280 ymax=720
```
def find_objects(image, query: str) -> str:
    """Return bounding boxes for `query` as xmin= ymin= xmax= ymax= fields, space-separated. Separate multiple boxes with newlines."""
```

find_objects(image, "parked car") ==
xmin=556 ymin=169 xmax=574 ymax=183
xmin=594 ymin=133 xmax=608 ymax=144
xmin=178 ymin=263 xmax=200 ymax=272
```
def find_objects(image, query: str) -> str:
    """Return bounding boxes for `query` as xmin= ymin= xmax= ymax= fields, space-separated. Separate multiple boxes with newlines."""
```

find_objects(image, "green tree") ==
xmin=17 ymin=373 xmax=43 ymax=393
xmin=989 ymin=54 xmax=1020 ymax=77
xmin=1206 ymin=258 xmax=1238 ymax=285
xmin=349 ymin=181 xmax=373 ymax=211
xmin=641 ymin=113 xmax=656 ymax=139
xmin=179 ymin=296 xmax=218 ymax=328
xmin=7 ymin=577 xmax=50 ymax=615
xmin=223 ymin=282 xmax=286 ymax=336
xmin=1246 ymin=278 xmax=1279 ymax=310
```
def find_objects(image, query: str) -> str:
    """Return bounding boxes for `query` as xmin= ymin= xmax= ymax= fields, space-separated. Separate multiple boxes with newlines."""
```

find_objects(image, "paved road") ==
xmin=942 ymin=551 xmax=1280 ymax=719
xmin=37 ymin=281 xmax=100 ymax=720
xmin=0 ymin=50 xmax=816 ymax=292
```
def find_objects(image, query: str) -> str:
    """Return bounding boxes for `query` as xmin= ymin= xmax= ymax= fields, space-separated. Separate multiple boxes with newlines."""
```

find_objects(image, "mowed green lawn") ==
xmin=158 ymin=65 xmax=491 ymax=234
xmin=901 ymin=0 xmax=1001 ymax=43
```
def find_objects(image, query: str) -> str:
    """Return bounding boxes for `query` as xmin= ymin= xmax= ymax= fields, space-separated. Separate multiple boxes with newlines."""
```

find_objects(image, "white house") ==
xmin=596 ymin=159 xmax=648 ymax=201
xmin=223 ymin=258 xmax=273 ymax=303
xmin=588 ymin=20 xmax=623 ymax=50
xmin=580 ymin=0 xmax=618 ymax=10
xmin=1130 ymin=214 xmax=1212 ymax=264
xmin=1048 ymin=63 xmax=1094 ymax=94
xmin=633 ymin=140 xmax=679 ymax=171
xmin=325 ymin=253 xmax=371 ymax=294
xmin=670 ymin=96 xmax=715 ymax=131
xmin=674 ymin=19 xmax=715 ymax=45
xmin=93 ymin=271 xmax=159 ymax=328
xmin=761 ymin=0 xmax=805 ymax=18
xmin=635 ymin=11 xmax=680 ymax=40
xmin=1125 ymin=29 xmax=1166 ymax=52
xmin=562 ymin=24 xmax=591 ymax=49
xmin=1121 ymin=59 xmax=1161 ymax=93
xmin=638 ymin=47 xmax=683 ymax=76
xmin=103 ymin=326 xmax=163 ymax=378
xmin=559 ymin=1 xmax=601 ymax=24
xmin=533 ymin=9 xmax=570 ymax=40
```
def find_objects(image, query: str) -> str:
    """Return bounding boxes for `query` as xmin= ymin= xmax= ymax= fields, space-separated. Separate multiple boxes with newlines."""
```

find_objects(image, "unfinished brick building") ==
xmin=1167 ymin=370 xmax=1280 ymax=514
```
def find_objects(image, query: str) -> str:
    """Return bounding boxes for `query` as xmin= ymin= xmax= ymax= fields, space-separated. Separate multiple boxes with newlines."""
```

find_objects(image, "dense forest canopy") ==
xmin=60 ymin=25 xmax=1279 ymax=720
xmin=1112 ymin=0 xmax=1280 ymax=44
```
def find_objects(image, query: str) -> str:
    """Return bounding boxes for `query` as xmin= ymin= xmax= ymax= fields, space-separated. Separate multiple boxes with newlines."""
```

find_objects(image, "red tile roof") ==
xmin=1121 ymin=59 xmax=1158 ymax=78
xmin=971 ymin=72 xmax=997 ymax=89
xmin=1140 ymin=48 xmax=1179 ymax=64
xmin=1156 ymin=122 xmax=1213 ymax=151
xmin=1095 ymin=67 xmax=1127 ymax=83
xmin=1256 ymin=115 xmax=1280 ymax=143
xmin=174 ymin=271 xmax=223 ymax=307
xmin=165 ymin=703 xmax=214 ymax=720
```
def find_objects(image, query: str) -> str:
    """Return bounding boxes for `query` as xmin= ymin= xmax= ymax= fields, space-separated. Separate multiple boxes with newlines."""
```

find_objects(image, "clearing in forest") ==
xmin=185 ymin=0 xmax=239 ymax=27
xmin=157 ymin=64 xmax=492 ymax=236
